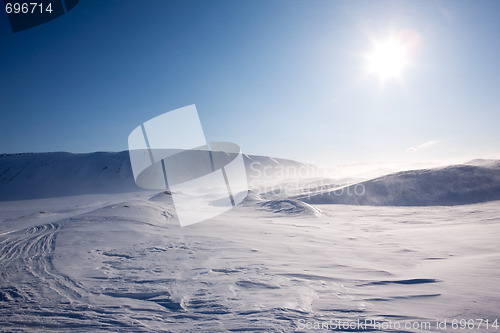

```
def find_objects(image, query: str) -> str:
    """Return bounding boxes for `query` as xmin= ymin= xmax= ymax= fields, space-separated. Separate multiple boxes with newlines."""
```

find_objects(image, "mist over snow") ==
xmin=299 ymin=163 xmax=500 ymax=206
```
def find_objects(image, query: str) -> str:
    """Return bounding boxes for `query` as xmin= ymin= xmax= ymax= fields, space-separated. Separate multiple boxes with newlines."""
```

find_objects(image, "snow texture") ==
xmin=0 ymin=153 xmax=499 ymax=332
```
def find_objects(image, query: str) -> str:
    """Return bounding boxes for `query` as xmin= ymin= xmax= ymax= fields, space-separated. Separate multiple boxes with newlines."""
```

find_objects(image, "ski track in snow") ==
xmin=0 ymin=194 xmax=499 ymax=332
xmin=0 ymin=222 xmax=90 ymax=329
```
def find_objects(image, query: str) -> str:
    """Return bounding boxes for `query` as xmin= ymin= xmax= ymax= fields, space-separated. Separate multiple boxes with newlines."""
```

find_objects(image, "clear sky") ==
xmin=1 ymin=0 xmax=499 ymax=166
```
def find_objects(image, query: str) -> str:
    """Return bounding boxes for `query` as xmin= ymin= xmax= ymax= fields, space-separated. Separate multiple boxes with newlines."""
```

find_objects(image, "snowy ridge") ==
xmin=0 ymin=151 xmax=311 ymax=201
xmin=0 ymin=152 xmax=137 ymax=201
xmin=298 ymin=164 xmax=500 ymax=206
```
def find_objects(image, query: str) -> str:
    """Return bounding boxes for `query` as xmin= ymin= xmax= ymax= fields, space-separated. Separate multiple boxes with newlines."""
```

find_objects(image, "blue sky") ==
xmin=1 ymin=0 xmax=499 ymax=166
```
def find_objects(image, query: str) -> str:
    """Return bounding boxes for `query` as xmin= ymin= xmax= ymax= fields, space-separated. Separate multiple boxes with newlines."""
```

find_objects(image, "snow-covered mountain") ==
xmin=3 ymin=152 xmax=500 ymax=206
xmin=0 ymin=152 xmax=137 ymax=201
xmin=0 ymin=151 xmax=312 ymax=201
xmin=298 ymin=163 xmax=500 ymax=206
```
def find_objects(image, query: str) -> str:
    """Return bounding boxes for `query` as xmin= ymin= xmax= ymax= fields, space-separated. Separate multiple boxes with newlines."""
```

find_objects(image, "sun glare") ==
xmin=366 ymin=39 xmax=408 ymax=81
xmin=368 ymin=40 xmax=407 ymax=79
xmin=364 ymin=29 xmax=422 ymax=83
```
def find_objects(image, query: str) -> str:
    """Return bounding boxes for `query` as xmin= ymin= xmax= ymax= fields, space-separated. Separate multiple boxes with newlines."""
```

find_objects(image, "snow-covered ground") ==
xmin=1 ymin=153 xmax=499 ymax=331
xmin=1 ymin=189 xmax=499 ymax=332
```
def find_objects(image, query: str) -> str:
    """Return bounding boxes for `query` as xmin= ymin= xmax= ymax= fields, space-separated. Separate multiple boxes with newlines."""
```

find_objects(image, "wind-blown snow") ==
xmin=299 ymin=164 xmax=500 ymax=206
xmin=464 ymin=159 xmax=500 ymax=168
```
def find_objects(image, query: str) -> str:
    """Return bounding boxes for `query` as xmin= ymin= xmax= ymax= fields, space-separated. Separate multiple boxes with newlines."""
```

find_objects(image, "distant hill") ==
xmin=297 ymin=163 xmax=500 ymax=206
xmin=0 ymin=152 xmax=136 ymax=201
xmin=0 ymin=151 xmax=311 ymax=201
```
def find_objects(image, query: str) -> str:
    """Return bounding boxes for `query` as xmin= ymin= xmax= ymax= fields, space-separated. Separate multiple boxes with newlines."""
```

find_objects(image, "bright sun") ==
xmin=366 ymin=39 xmax=408 ymax=81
